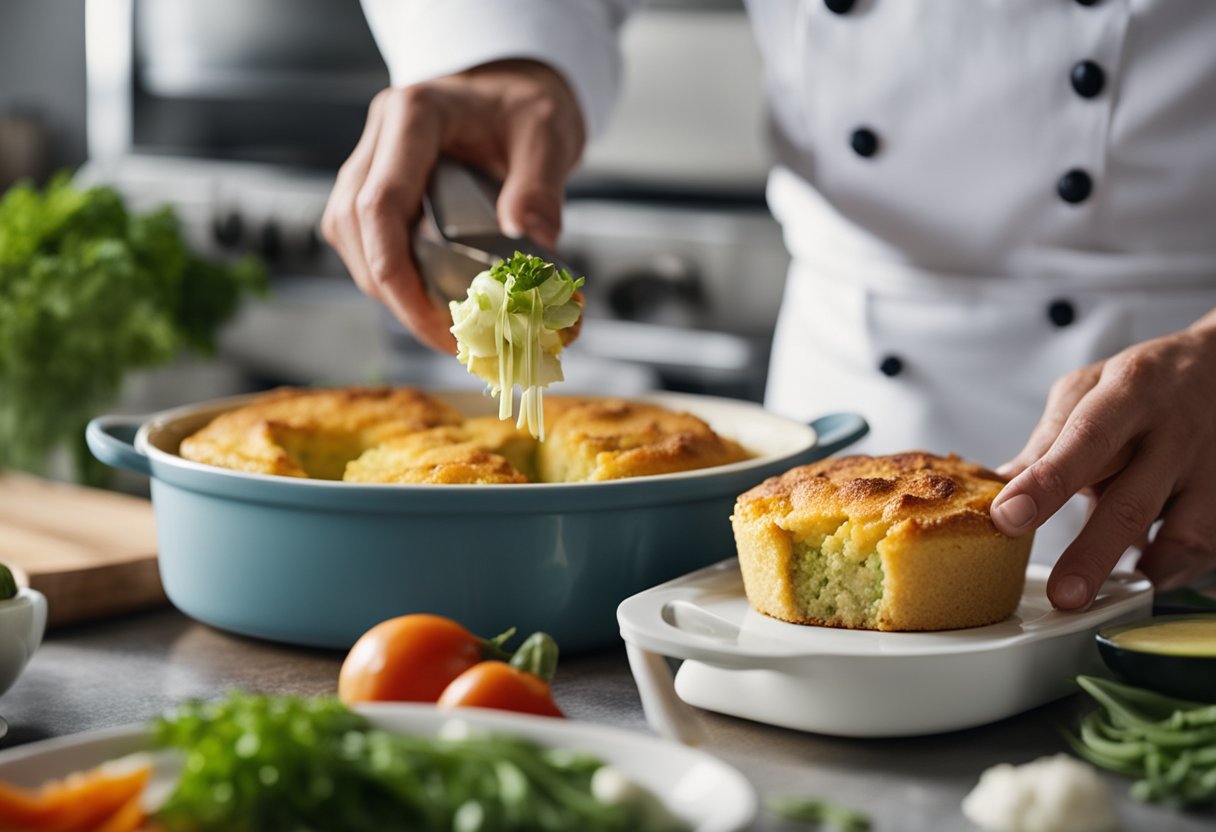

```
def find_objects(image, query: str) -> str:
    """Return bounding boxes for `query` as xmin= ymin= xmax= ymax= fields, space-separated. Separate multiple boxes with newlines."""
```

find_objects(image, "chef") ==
xmin=322 ymin=0 xmax=1216 ymax=610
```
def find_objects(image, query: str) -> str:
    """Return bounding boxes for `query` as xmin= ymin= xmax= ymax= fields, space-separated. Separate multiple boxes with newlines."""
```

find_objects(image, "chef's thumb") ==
xmin=497 ymin=135 xmax=568 ymax=251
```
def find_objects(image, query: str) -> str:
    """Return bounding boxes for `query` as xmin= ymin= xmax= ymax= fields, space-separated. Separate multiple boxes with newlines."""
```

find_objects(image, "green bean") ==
xmin=1106 ymin=712 xmax=1216 ymax=748
xmin=1191 ymin=746 xmax=1216 ymax=765
xmin=1079 ymin=711 xmax=1151 ymax=761
xmin=1169 ymin=705 xmax=1216 ymax=730
xmin=1077 ymin=676 xmax=1169 ymax=728
xmin=1061 ymin=727 xmax=1145 ymax=776
xmin=1091 ymin=714 xmax=1133 ymax=742
xmin=1068 ymin=675 xmax=1216 ymax=808
xmin=1078 ymin=676 xmax=1203 ymax=720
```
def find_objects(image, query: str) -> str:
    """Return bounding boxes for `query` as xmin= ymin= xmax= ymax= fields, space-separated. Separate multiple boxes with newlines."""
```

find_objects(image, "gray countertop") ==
xmin=1 ymin=608 xmax=1208 ymax=831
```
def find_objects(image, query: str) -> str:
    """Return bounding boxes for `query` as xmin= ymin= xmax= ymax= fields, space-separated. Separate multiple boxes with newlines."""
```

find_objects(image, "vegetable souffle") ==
xmin=179 ymin=387 xmax=750 ymax=484
xmin=732 ymin=452 xmax=1033 ymax=632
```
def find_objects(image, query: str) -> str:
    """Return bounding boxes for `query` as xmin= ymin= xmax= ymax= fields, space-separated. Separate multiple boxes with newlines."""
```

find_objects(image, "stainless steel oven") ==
xmin=81 ymin=0 xmax=788 ymax=401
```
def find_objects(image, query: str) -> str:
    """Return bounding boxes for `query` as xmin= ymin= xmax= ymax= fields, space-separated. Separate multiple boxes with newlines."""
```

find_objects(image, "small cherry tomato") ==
xmin=338 ymin=614 xmax=506 ymax=705
xmin=437 ymin=661 xmax=565 ymax=718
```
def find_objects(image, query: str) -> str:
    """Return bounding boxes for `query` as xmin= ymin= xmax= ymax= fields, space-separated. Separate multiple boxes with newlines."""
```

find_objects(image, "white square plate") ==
xmin=617 ymin=562 xmax=1152 ymax=738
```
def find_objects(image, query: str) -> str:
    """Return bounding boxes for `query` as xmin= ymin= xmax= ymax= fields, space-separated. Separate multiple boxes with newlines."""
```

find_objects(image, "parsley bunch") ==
xmin=0 ymin=174 xmax=264 ymax=483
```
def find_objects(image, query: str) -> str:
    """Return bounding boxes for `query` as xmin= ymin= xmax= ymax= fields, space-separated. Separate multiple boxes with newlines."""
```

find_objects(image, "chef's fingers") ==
xmin=991 ymin=381 xmax=1140 ymax=537
xmin=497 ymin=126 xmax=570 ymax=248
xmin=355 ymin=86 xmax=457 ymax=353
xmin=996 ymin=365 xmax=1101 ymax=479
xmin=1046 ymin=448 xmax=1176 ymax=610
xmin=496 ymin=94 xmax=584 ymax=249
xmin=322 ymin=90 xmax=388 ymax=302
xmin=1136 ymin=481 xmax=1216 ymax=592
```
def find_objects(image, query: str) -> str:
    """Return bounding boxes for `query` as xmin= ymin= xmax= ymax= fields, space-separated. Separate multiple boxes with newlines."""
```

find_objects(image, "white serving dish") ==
xmin=0 ymin=587 xmax=47 ymax=697
xmin=0 ymin=703 xmax=758 ymax=832
xmin=618 ymin=561 xmax=1153 ymax=738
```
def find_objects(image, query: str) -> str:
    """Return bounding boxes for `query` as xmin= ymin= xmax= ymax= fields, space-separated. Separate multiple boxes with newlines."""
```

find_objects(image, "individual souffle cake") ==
xmin=731 ymin=452 xmax=1033 ymax=632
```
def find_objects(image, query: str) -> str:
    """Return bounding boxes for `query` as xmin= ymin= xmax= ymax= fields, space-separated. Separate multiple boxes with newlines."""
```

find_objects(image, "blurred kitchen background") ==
xmin=0 ymin=0 xmax=788 ymax=414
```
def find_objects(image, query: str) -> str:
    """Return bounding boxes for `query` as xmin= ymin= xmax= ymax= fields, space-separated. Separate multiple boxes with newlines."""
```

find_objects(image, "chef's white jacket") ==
xmin=362 ymin=0 xmax=1216 ymax=560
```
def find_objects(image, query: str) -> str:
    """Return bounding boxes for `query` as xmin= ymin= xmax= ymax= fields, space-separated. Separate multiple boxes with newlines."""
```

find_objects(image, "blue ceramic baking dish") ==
xmin=86 ymin=391 xmax=867 ymax=651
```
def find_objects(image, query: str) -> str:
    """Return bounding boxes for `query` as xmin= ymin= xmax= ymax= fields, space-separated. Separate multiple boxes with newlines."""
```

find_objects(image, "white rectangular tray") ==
xmin=617 ymin=561 xmax=1152 ymax=738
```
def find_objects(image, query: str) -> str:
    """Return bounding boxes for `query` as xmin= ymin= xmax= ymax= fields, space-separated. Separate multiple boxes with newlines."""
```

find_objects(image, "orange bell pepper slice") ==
xmin=0 ymin=761 xmax=151 ymax=832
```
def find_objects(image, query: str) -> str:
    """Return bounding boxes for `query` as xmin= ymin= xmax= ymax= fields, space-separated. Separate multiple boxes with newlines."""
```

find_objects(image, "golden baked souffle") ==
xmin=178 ymin=388 xmax=750 ymax=484
xmin=178 ymin=387 xmax=463 ymax=479
xmin=732 ymin=452 xmax=1032 ymax=632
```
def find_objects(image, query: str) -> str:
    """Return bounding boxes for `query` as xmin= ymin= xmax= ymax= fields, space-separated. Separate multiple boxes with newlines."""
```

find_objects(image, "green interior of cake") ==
xmin=791 ymin=520 xmax=886 ymax=628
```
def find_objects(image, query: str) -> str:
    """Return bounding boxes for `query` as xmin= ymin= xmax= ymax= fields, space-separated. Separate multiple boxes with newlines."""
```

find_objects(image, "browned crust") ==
xmin=344 ymin=429 xmax=529 ymax=485
xmin=735 ymin=451 xmax=1006 ymax=531
xmin=538 ymin=398 xmax=750 ymax=482
xmin=178 ymin=387 xmax=464 ymax=478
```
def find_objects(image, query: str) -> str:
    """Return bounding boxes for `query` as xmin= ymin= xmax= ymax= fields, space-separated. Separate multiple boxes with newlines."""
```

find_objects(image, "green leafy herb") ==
xmin=1063 ymin=675 xmax=1216 ymax=807
xmin=0 ymin=174 xmax=265 ymax=483
xmin=489 ymin=252 xmax=574 ymax=293
xmin=152 ymin=691 xmax=687 ymax=832
xmin=767 ymin=795 xmax=872 ymax=831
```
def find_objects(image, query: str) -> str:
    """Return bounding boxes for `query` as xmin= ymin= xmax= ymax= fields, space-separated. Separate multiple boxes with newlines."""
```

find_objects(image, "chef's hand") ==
xmin=321 ymin=60 xmax=586 ymax=353
xmin=990 ymin=313 xmax=1216 ymax=610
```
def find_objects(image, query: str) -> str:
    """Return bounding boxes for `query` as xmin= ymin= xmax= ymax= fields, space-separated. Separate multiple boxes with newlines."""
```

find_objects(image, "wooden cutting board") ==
xmin=0 ymin=473 xmax=166 ymax=627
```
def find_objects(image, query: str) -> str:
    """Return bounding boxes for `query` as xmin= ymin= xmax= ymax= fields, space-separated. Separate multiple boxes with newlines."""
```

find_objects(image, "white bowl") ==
xmin=0 ymin=588 xmax=47 ymax=697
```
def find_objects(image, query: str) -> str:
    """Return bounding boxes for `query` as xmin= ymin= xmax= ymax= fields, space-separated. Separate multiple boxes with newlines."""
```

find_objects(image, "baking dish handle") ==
xmin=808 ymin=412 xmax=869 ymax=459
xmin=86 ymin=415 xmax=152 ymax=477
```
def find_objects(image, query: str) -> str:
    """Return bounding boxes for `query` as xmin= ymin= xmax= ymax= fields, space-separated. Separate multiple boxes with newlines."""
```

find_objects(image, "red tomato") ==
xmin=339 ymin=614 xmax=495 ymax=705
xmin=437 ymin=661 xmax=565 ymax=718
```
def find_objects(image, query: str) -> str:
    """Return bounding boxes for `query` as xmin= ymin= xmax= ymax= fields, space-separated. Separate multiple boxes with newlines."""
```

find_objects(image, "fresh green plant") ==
xmin=0 ymin=174 xmax=264 ymax=483
xmin=1064 ymin=674 xmax=1216 ymax=806
xmin=152 ymin=691 xmax=686 ymax=832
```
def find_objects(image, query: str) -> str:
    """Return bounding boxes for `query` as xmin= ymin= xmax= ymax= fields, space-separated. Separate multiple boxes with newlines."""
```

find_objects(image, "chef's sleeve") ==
xmin=359 ymin=0 xmax=640 ymax=138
